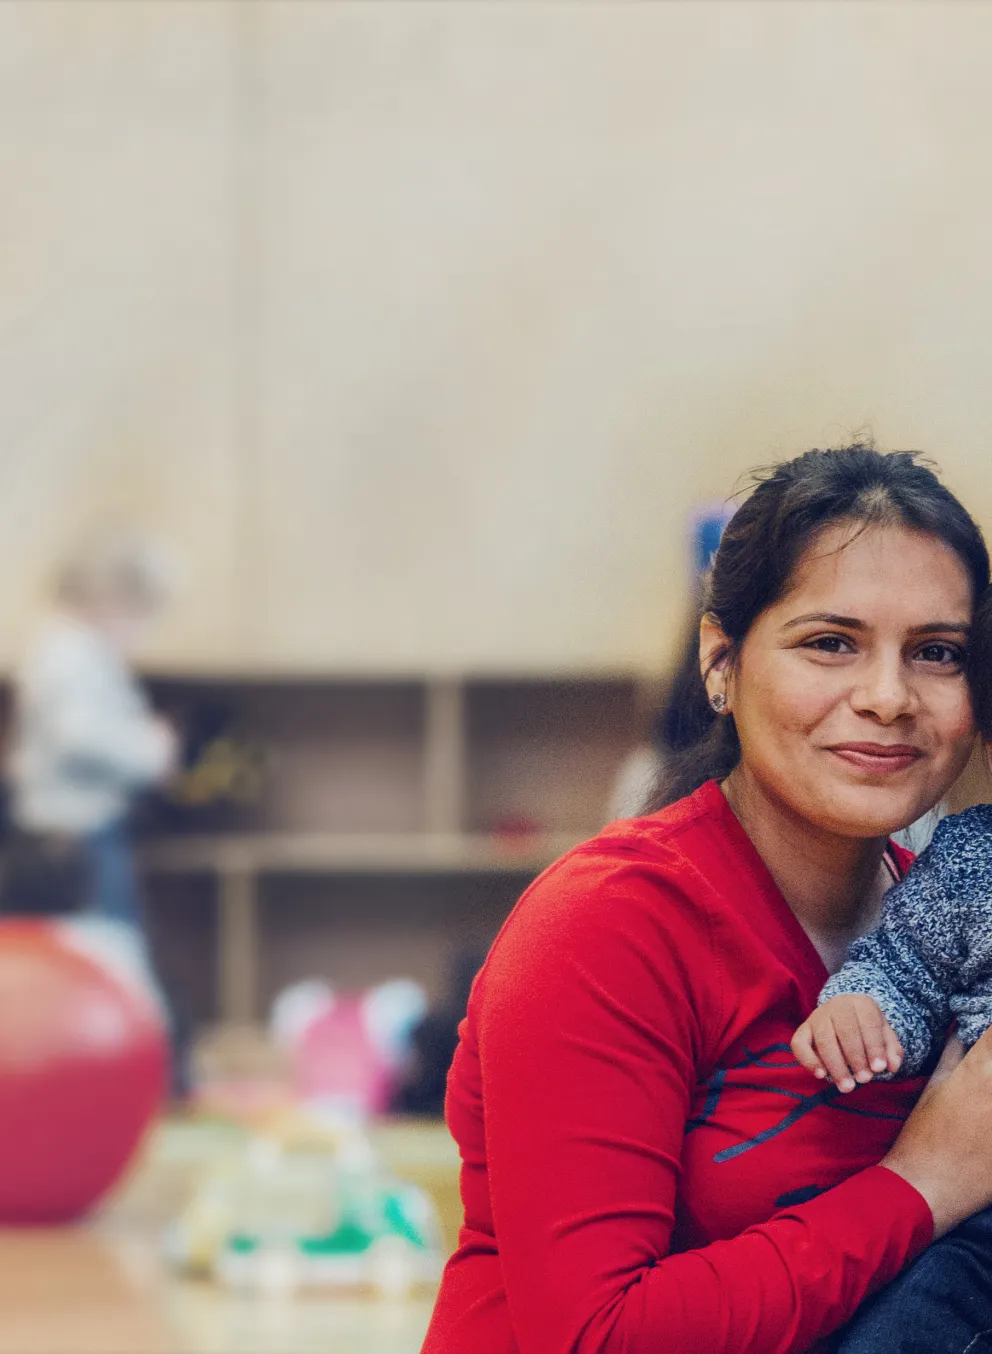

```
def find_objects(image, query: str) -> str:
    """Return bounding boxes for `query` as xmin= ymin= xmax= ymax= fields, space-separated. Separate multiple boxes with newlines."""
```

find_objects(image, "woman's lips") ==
xmin=826 ymin=743 xmax=924 ymax=774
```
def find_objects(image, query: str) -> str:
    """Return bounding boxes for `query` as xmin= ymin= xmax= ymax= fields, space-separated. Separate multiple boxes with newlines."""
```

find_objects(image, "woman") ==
xmin=423 ymin=446 xmax=992 ymax=1354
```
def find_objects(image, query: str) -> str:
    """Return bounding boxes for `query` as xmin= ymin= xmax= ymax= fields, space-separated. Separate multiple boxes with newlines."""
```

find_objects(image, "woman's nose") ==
xmin=849 ymin=657 xmax=918 ymax=722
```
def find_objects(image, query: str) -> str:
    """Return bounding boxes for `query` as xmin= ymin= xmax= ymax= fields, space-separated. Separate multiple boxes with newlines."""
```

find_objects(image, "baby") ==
xmin=793 ymin=805 xmax=992 ymax=1090
xmin=792 ymin=591 xmax=992 ymax=1093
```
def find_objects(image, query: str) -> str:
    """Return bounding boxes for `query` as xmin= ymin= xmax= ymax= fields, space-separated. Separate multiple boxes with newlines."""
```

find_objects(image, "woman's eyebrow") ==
xmin=781 ymin=612 xmax=865 ymax=630
xmin=908 ymin=621 xmax=971 ymax=636
xmin=781 ymin=612 xmax=971 ymax=635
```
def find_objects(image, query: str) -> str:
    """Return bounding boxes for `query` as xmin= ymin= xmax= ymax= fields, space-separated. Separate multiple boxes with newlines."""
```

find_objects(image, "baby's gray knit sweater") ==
xmin=819 ymin=804 xmax=992 ymax=1077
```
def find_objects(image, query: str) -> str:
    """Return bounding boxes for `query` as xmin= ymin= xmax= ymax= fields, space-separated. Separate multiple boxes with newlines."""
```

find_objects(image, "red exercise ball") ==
xmin=0 ymin=919 xmax=167 ymax=1224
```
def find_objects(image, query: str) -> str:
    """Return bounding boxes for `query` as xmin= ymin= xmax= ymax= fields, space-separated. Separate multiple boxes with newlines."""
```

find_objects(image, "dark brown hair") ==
xmin=650 ymin=445 xmax=990 ymax=808
xmin=968 ymin=586 xmax=992 ymax=742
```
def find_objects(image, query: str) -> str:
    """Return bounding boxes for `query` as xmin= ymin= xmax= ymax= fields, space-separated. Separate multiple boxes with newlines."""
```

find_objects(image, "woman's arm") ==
xmin=475 ymin=860 xmax=932 ymax=1354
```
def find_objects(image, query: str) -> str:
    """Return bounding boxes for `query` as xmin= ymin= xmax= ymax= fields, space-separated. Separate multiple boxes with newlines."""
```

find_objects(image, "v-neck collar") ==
xmin=695 ymin=779 xmax=833 ymax=999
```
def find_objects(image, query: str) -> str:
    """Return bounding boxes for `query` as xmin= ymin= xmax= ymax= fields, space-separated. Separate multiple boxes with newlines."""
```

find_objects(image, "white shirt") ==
xmin=8 ymin=614 xmax=170 ymax=834
xmin=606 ymin=745 xmax=664 ymax=822
xmin=892 ymin=800 xmax=949 ymax=856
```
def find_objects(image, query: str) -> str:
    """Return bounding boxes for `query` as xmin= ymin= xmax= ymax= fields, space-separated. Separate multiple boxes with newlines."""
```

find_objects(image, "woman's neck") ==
xmin=721 ymin=767 xmax=892 ymax=970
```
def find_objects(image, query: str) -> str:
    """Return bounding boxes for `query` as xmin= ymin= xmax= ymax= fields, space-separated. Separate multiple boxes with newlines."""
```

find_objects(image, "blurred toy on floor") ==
xmin=191 ymin=1021 xmax=295 ymax=1124
xmin=0 ymin=824 xmax=188 ymax=1100
xmin=163 ymin=1105 xmax=444 ymax=1297
xmin=171 ymin=972 xmax=453 ymax=1295
xmin=0 ymin=916 xmax=168 ymax=1224
xmin=273 ymin=977 xmax=427 ymax=1122
xmin=190 ymin=977 xmax=428 ymax=1126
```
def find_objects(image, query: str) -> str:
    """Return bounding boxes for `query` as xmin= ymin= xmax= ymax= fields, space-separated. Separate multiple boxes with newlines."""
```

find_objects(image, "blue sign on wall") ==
xmin=691 ymin=503 xmax=735 ymax=582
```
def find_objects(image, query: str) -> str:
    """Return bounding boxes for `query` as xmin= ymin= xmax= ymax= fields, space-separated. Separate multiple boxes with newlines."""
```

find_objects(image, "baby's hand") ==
xmin=791 ymin=995 xmax=904 ymax=1093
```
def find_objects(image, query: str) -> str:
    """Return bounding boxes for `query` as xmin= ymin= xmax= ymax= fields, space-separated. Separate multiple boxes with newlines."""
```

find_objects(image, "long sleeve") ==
xmin=819 ymin=811 xmax=992 ymax=1075
xmin=474 ymin=863 xmax=932 ymax=1354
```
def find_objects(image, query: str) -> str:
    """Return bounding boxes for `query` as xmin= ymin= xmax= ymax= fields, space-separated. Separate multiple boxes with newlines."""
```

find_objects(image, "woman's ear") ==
xmin=699 ymin=613 xmax=733 ymax=711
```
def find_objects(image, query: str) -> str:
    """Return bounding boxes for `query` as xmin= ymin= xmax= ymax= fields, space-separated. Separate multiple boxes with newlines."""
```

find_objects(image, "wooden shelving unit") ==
xmin=140 ymin=674 xmax=652 ymax=1026
xmin=142 ymin=829 xmax=586 ymax=1022
xmin=144 ymin=830 xmax=587 ymax=875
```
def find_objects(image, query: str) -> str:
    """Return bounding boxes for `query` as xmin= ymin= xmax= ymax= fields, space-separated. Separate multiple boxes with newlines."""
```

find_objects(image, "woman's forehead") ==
xmin=774 ymin=522 xmax=973 ymax=622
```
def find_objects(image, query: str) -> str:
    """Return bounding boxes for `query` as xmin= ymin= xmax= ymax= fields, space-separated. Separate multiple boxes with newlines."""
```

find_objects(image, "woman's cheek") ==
xmin=929 ymin=678 xmax=975 ymax=747
xmin=737 ymin=693 xmax=827 ymax=764
xmin=761 ymin=664 xmax=839 ymax=735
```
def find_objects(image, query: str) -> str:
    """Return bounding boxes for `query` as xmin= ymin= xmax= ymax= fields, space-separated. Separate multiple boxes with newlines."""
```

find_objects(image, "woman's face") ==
xmin=717 ymin=521 xmax=977 ymax=839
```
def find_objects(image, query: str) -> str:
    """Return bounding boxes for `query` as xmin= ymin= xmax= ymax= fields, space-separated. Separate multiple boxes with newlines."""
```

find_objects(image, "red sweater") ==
xmin=422 ymin=780 xmax=934 ymax=1354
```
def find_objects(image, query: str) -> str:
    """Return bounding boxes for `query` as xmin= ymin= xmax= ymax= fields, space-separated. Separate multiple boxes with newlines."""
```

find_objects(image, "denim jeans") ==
xmin=833 ymin=1205 xmax=992 ymax=1353
xmin=84 ymin=820 xmax=143 ymax=927
xmin=83 ymin=821 xmax=190 ymax=1098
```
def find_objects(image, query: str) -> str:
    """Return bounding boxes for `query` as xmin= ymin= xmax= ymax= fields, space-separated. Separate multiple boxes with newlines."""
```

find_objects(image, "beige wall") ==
xmin=1 ymin=2 xmax=991 ymax=675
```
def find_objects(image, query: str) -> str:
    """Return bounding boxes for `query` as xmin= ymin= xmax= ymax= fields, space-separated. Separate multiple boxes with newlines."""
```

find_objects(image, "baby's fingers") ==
xmin=883 ymin=1022 xmax=904 ymax=1076
xmin=827 ymin=1004 xmax=876 ymax=1087
xmin=810 ymin=1018 xmax=858 ymax=1094
xmin=791 ymin=1022 xmax=828 ymax=1080
xmin=855 ymin=1000 xmax=893 ymax=1078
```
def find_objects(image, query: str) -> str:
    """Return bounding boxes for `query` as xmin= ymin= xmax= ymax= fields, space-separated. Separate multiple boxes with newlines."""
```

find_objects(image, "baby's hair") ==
xmin=57 ymin=531 xmax=177 ymax=616
xmin=968 ymin=587 xmax=992 ymax=742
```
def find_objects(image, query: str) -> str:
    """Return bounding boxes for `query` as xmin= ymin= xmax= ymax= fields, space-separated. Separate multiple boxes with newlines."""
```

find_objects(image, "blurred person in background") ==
xmin=608 ymin=513 xmax=735 ymax=822
xmin=607 ymin=621 xmax=710 ymax=822
xmin=5 ymin=532 xmax=179 ymax=930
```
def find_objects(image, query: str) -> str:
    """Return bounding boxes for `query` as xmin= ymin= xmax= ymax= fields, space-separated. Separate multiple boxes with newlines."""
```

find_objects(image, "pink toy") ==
xmin=295 ymin=994 xmax=391 ymax=1118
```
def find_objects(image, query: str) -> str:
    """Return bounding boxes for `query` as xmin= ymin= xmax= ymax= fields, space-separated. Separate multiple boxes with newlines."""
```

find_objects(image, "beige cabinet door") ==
xmin=0 ymin=3 xmax=241 ymax=673
xmin=240 ymin=3 xmax=992 ymax=675
xmin=6 ymin=4 xmax=992 ymax=677
xmin=240 ymin=4 xmax=709 ymax=676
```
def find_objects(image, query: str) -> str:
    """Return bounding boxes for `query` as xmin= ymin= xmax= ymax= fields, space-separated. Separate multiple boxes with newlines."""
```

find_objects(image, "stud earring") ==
xmin=709 ymin=692 xmax=728 ymax=715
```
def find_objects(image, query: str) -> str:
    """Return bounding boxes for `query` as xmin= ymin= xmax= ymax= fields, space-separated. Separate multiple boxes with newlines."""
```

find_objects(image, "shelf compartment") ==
xmin=141 ymin=829 xmax=586 ymax=876
xmin=147 ymin=678 xmax=426 ymax=833
xmin=466 ymin=678 xmax=643 ymax=835
xmin=257 ymin=873 xmax=528 ymax=1012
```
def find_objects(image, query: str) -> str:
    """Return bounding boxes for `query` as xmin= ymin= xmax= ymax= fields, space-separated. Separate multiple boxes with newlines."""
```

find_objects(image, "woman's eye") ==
xmin=803 ymin=635 xmax=854 ymax=654
xmin=916 ymin=642 xmax=965 ymax=667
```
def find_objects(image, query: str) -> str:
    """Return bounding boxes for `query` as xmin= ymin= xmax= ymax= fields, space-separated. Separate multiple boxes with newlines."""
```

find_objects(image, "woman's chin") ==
xmin=815 ymin=783 xmax=934 ymax=841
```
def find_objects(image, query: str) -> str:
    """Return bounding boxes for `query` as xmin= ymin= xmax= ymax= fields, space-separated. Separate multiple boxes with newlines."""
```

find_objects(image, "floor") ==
xmin=0 ymin=1118 xmax=460 ymax=1354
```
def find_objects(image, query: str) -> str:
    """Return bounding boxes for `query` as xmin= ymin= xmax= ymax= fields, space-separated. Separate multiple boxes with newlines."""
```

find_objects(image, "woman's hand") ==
xmin=881 ymin=1028 xmax=992 ymax=1237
